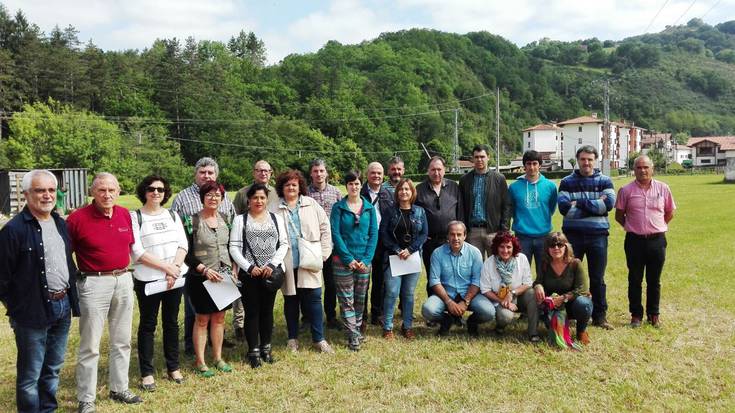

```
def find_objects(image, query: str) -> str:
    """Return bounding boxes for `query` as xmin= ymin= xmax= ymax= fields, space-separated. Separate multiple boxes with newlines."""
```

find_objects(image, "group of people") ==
xmin=0 ymin=143 xmax=675 ymax=413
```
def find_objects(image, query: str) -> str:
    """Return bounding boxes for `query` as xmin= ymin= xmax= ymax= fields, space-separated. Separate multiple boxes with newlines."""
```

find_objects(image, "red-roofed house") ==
xmin=687 ymin=137 xmax=735 ymax=177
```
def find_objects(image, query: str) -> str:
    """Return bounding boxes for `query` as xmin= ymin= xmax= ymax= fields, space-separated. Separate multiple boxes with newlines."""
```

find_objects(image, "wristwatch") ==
xmin=464 ymin=297 xmax=471 ymax=307
xmin=511 ymin=289 xmax=517 ymax=297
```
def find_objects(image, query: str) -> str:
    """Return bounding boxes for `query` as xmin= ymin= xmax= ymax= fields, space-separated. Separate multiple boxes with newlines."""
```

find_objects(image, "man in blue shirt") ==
xmin=421 ymin=221 xmax=494 ymax=336
xmin=458 ymin=144 xmax=511 ymax=259
xmin=0 ymin=170 xmax=80 ymax=413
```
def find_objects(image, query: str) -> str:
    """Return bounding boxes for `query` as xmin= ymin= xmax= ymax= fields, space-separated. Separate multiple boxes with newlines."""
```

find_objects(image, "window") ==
xmin=578 ymin=138 xmax=582 ymax=144
xmin=528 ymin=132 xmax=531 ymax=138
xmin=698 ymin=146 xmax=714 ymax=156
xmin=701 ymin=159 xmax=711 ymax=164
xmin=528 ymin=142 xmax=531 ymax=148
xmin=578 ymin=126 xmax=583 ymax=132
xmin=561 ymin=142 xmax=563 ymax=150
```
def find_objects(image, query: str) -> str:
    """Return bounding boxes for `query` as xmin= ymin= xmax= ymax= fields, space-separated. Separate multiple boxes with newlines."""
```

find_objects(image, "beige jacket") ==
xmin=271 ymin=196 xmax=332 ymax=296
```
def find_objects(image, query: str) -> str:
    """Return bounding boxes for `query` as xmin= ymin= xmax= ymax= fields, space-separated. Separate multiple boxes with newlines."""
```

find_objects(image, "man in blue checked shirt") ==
xmin=558 ymin=145 xmax=616 ymax=330
xmin=421 ymin=221 xmax=494 ymax=337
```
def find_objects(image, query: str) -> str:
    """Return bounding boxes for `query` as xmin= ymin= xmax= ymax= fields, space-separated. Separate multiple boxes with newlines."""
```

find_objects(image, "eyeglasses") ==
xmin=549 ymin=243 xmax=566 ymax=249
xmin=205 ymin=193 xmax=222 ymax=199
xmin=146 ymin=187 xmax=165 ymax=193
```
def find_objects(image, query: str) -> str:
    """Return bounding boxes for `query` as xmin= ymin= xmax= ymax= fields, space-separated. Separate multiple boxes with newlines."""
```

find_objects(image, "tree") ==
xmin=228 ymin=30 xmax=266 ymax=67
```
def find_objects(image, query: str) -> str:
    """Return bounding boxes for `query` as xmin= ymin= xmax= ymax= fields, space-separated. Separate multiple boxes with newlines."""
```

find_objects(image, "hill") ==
xmin=0 ymin=5 xmax=733 ymax=189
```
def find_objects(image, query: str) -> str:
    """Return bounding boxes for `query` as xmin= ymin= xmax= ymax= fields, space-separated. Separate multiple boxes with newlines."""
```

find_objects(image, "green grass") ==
xmin=2 ymin=175 xmax=734 ymax=412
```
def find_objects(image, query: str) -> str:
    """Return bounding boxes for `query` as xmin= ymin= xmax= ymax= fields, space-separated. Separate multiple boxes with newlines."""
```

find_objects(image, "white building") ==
xmin=557 ymin=114 xmax=621 ymax=170
xmin=614 ymin=121 xmax=645 ymax=168
xmin=687 ymin=136 xmax=735 ymax=167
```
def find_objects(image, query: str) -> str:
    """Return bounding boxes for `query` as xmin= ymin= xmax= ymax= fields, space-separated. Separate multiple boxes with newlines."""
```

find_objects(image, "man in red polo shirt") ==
xmin=67 ymin=173 xmax=142 ymax=413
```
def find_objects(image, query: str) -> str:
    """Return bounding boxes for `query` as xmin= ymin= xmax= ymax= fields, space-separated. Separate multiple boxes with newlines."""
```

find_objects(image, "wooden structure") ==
xmin=0 ymin=168 xmax=88 ymax=216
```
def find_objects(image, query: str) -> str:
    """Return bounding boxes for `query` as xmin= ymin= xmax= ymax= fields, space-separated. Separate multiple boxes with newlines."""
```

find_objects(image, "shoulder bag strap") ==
xmin=241 ymin=213 xmax=260 ymax=267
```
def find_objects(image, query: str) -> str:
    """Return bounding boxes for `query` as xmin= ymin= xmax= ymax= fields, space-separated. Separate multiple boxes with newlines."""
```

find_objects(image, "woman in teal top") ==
xmin=330 ymin=170 xmax=378 ymax=351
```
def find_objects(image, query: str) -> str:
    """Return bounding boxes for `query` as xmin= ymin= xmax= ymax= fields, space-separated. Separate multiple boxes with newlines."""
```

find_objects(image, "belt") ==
xmin=47 ymin=289 xmax=67 ymax=301
xmin=80 ymin=268 xmax=130 ymax=276
xmin=630 ymin=232 xmax=664 ymax=239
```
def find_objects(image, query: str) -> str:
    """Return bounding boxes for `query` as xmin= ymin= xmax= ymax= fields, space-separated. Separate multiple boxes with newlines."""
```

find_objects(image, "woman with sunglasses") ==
xmin=131 ymin=175 xmax=188 ymax=389
xmin=184 ymin=181 xmax=234 ymax=377
xmin=380 ymin=178 xmax=427 ymax=340
xmin=533 ymin=232 xmax=593 ymax=345
xmin=330 ymin=170 xmax=378 ymax=351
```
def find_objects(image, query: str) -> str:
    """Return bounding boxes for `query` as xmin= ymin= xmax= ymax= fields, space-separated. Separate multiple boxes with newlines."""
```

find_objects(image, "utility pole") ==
xmin=496 ymin=88 xmax=500 ymax=172
xmin=602 ymin=79 xmax=611 ymax=175
xmin=452 ymin=108 xmax=459 ymax=172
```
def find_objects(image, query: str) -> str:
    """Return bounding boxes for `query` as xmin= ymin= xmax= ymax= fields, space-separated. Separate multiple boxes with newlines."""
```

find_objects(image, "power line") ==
xmin=644 ymin=0 xmax=671 ymax=33
xmin=672 ymin=0 xmax=699 ymax=26
xmin=701 ymin=0 xmax=722 ymax=19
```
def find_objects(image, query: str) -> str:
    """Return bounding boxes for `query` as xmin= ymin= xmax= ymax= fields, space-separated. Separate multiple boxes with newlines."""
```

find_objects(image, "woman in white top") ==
xmin=229 ymin=183 xmax=289 ymax=368
xmin=130 ymin=175 xmax=188 ymax=389
xmin=479 ymin=231 xmax=540 ymax=342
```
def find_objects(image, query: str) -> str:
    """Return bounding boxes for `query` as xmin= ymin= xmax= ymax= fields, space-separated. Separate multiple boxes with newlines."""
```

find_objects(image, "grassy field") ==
xmin=1 ymin=175 xmax=734 ymax=412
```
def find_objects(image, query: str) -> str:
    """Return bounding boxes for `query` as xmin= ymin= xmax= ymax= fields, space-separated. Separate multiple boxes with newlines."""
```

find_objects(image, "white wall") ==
xmin=560 ymin=123 xmax=602 ymax=169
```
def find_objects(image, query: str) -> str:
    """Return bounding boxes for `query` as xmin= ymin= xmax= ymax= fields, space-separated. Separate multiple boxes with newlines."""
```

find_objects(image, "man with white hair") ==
xmin=0 ymin=170 xmax=80 ymax=413
xmin=67 ymin=172 xmax=142 ymax=412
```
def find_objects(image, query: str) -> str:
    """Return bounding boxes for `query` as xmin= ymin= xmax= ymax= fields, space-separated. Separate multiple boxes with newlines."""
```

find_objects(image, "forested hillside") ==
xmin=0 ymin=4 xmax=733 ymax=190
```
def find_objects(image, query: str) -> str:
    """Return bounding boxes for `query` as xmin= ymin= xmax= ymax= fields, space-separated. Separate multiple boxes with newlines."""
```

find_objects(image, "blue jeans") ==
xmin=566 ymin=233 xmax=608 ymax=321
xmin=382 ymin=268 xmax=420 ymax=330
xmin=284 ymin=287 xmax=325 ymax=343
xmin=542 ymin=296 xmax=593 ymax=332
xmin=518 ymin=234 xmax=546 ymax=276
xmin=421 ymin=294 xmax=495 ymax=323
xmin=12 ymin=296 xmax=72 ymax=413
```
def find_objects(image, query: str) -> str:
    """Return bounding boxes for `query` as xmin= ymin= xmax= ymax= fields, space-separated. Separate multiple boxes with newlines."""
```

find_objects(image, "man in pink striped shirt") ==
xmin=615 ymin=155 xmax=676 ymax=329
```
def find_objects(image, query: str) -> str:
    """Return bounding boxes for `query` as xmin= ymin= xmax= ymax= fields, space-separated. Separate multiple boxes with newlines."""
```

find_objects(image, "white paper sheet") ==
xmin=388 ymin=251 xmax=422 ymax=277
xmin=144 ymin=277 xmax=186 ymax=296
xmin=202 ymin=275 xmax=242 ymax=311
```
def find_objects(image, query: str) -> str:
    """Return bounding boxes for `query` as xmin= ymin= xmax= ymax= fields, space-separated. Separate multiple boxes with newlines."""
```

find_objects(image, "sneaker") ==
xmin=78 ymin=401 xmax=96 ymax=413
xmin=348 ymin=336 xmax=361 ymax=352
xmin=286 ymin=339 xmax=299 ymax=353
xmin=592 ymin=318 xmax=614 ymax=330
xmin=630 ymin=316 xmax=642 ymax=328
xmin=139 ymin=376 xmax=156 ymax=392
xmin=313 ymin=340 xmax=335 ymax=354
xmin=382 ymin=330 xmax=395 ymax=340
xmin=529 ymin=335 xmax=542 ymax=343
xmin=109 ymin=389 xmax=142 ymax=404
xmin=577 ymin=331 xmax=591 ymax=345
xmin=648 ymin=314 xmax=661 ymax=329
xmin=401 ymin=327 xmax=416 ymax=340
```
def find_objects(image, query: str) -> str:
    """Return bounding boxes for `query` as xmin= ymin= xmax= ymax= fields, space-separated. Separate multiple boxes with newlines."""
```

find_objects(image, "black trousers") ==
xmin=134 ymin=279 xmax=182 ymax=376
xmin=239 ymin=274 xmax=277 ymax=351
xmin=422 ymin=238 xmax=445 ymax=297
xmin=624 ymin=232 xmax=667 ymax=318
xmin=368 ymin=242 xmax=386 ymax=320
xmin=323 ymin=253 xmax=338 ymax=321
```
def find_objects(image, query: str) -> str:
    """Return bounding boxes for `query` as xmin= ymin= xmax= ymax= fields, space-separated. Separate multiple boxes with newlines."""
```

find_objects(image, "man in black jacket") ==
xmin=0 ymin=170 xmax=80 ymax=413
xmin=361 ymin=161 xmax=395 ymax=325
xmin=458 ymin=144 xmax=511 ymax=259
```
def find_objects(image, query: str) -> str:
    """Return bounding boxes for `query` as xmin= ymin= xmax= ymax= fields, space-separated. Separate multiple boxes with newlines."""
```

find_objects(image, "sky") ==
xmin=3 ymin=0 xmax=735 ymax=64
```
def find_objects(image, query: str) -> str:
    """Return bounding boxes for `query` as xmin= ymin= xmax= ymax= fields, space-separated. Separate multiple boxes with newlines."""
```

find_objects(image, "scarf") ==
xmin=541 ymin=296 xmax=583 ymax=351
xmin=494 ymin=255 xmax=516 ymax=287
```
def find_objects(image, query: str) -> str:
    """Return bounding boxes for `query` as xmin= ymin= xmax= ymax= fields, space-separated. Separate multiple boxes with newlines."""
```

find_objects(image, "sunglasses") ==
xmin=549 ymin=243 xmax=566 ymax=249
xmin=146 ymin=187 xmax=165 ymax=193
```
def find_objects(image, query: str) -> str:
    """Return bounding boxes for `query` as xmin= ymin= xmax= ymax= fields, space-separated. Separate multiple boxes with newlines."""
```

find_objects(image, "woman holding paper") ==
xmin=131 ymin=175 xmax=188 ymax=389
xmin=184 ymin=181 xmax=234 ymax=377
xmin=271 ymin=170 xmax=334 ymax=354
xmin=229 ymin=183 xmax=289 ymax=368
xmin=380 ymin=178 xmax=428 ymax=340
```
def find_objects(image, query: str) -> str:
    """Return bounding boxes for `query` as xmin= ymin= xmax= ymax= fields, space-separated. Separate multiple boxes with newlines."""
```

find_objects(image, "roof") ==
xmin=641 ymin=133 xmax=671 ymax=145
xmin=687 ymin=136 xmax=735 ymax=151
xmin=522 ymin=123 xmax=560 ymax=132
xmin=557 ymin=115 xmax=603 ymax=126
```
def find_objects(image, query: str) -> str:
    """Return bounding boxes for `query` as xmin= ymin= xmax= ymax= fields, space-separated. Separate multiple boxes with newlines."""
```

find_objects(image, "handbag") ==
xmin=242 ymin=212 xmax=285 ymax=292
xmin=297 ymin=237 xmax=323 ymax=271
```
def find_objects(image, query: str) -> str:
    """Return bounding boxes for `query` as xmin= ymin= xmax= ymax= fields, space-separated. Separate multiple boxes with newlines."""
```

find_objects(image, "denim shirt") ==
xmin=0 ymin=207 xmax=80 ymax=328
xmin=428 ymin=243 xmax=483 ymax=299
xmin=471 ymin=173 xmax=488 ymax=225
xmin=380 ymin=204 xmax=429 ymax=256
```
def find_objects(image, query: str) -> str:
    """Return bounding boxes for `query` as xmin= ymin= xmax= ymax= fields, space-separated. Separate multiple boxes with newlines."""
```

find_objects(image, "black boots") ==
xmin=260 ymin=344 xmax=275 ymax=364
xmin=247 ymin=348 xmax=262 ymax=369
